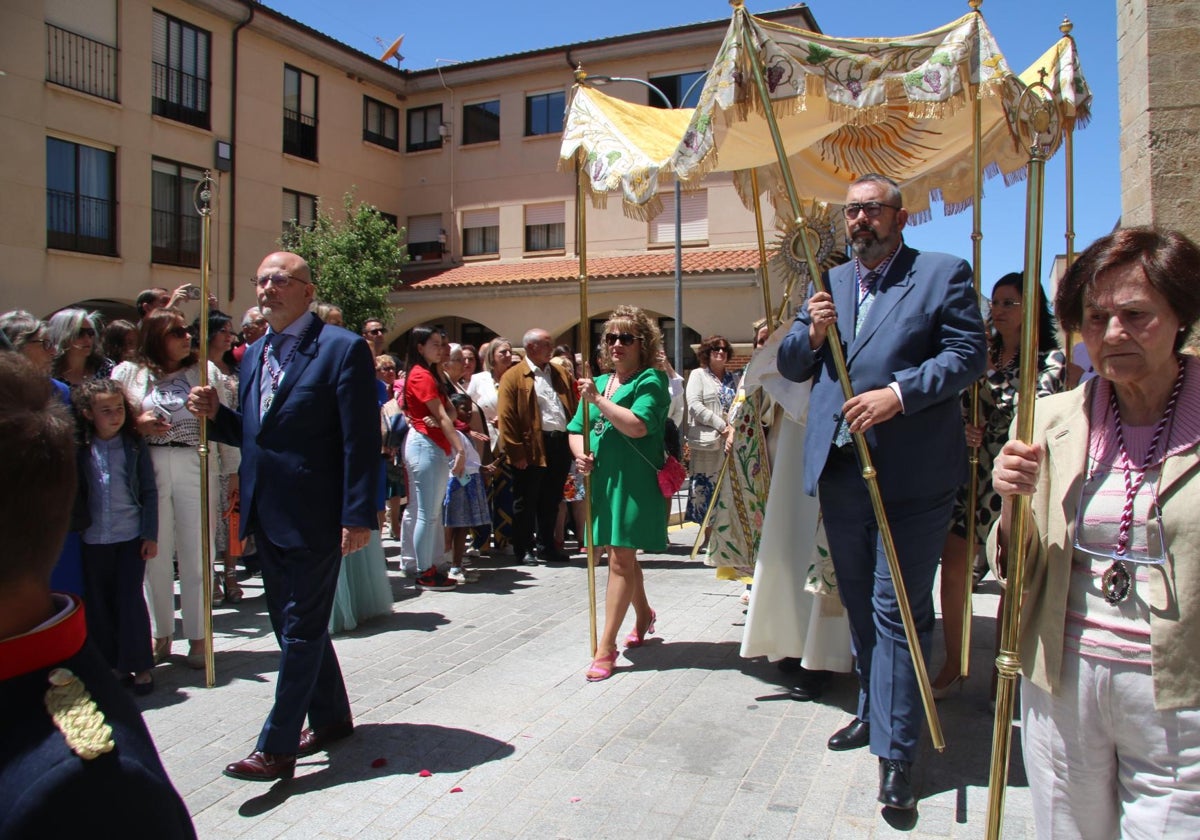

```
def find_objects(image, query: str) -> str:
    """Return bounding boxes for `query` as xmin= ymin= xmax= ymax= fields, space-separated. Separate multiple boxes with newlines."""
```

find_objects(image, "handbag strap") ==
xmin=617 ymin=430 xmax=666 ymax=472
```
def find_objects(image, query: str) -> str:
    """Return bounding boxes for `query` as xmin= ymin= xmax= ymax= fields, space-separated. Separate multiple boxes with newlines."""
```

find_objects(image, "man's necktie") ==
xmin=834 ymin=269 xmax=882 ymax=449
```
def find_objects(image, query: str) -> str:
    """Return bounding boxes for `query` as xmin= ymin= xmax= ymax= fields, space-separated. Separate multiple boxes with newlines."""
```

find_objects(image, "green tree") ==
xmin=280 ymin=190 xmax=407 ymax=333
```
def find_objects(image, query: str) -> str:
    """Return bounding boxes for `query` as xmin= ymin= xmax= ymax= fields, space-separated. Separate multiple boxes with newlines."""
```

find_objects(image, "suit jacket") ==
xmin=986 ymin=369 xmax=1200 ymax=710
xmin=210 ymin=313 xmax=380 ymax=555
xmin=778 ymin=243 xmax=987 ymax=498
xmin=496 ymin=359 xmax=578 ymax=468
xmin=0 ymin=597 xmax=195 ymax=839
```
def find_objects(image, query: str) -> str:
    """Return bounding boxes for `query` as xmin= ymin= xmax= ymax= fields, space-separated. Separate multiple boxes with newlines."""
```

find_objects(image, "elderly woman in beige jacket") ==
xmin=684 ymin=335 xmax=737 ymax=540
xmin=990 ymin=228 xmax=1200 ymax=840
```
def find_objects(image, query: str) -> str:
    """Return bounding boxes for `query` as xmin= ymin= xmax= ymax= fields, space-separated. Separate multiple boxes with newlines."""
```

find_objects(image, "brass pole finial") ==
xmin=968 ymin=0 xmax=982 ymax=11
xmin=730 ymin=0 xmax=745 ymax=9
xmin=1060 ymin=16 xmax=1073 ymax=36
xmin=574 ymin=64 xmax=586 ymax=85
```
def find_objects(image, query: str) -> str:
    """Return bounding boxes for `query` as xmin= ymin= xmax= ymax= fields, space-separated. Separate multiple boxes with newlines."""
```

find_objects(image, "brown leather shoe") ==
xmin=297 ymin=719 xmax=355 ymax=757
xmin=223 ymin=750 xmax=296 ymax=781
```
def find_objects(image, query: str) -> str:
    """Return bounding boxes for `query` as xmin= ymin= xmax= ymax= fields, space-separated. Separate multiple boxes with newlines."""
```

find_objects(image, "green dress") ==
xmin=567 ymin=367 xmax=671 ymax=551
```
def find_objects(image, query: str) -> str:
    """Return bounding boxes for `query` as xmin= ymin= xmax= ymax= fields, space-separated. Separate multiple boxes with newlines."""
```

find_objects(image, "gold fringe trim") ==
xmin=621 ymin=193 xmax=663 ymax=222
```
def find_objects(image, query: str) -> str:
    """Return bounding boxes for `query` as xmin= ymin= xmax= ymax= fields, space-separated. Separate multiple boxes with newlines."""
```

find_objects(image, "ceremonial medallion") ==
xmin=1102 ymin=559 xmax=1131 ymax=605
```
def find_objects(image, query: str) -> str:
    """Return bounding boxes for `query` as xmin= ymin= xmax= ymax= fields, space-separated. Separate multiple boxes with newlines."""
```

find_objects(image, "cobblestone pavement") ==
xmin=139 ymin=525 xmax=1034 ymax=839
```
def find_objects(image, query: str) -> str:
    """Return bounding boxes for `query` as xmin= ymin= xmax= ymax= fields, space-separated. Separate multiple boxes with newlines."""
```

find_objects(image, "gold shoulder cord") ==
xmin=44 ymin=668 xmax=115 ymax=760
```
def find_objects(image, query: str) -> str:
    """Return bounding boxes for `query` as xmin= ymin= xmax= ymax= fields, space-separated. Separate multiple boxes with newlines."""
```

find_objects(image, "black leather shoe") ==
xmin=297 ymin=718 xmax=355 ymax=757
xmin=878 ymin=758 xmax=916 ymax=810
xmin=827 ymin=718 xmax=870 ymax=751
xmin=788 ymin=667 xmax=831 ymax=702
xmin=223 ymin=750 xmax=296 ymax=781
xmin=521 ymin=552 xmax=540 ymax=566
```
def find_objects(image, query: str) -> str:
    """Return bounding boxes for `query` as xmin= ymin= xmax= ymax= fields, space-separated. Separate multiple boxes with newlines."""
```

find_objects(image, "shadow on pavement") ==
xmin=236 ymin=722 xmax=516 ymax=816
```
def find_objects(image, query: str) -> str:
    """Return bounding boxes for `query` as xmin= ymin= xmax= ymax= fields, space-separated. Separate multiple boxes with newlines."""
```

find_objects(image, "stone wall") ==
xmin=1118 ymin=0 xmax=1200 ymax=242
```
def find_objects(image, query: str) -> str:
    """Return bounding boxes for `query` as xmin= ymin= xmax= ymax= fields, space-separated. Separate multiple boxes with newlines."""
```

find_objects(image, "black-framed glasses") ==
xmin=843 ymin=202 xmax=902 ymax=219
xmin=604 ymin=332 xmax=641 ymax=347
xmin=166 ymin=326 xmax=190 ymax=339
xmin=76 ymin=327 xmax=96 ymax=338
xmin=990 ymin=299 xmax=1022 ymax=309
xmin=250 ymin=272 xmax=308 ymax=288
xmin=24 ymin=335 xmax=53 ymax=351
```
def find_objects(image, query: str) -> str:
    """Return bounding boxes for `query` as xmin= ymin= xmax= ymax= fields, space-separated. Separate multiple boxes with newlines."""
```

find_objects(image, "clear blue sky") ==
xmin=269 ymin=0 xmax=1120 ymax=289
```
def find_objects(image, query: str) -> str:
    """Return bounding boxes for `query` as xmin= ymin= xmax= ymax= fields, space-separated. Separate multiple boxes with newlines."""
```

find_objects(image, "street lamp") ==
xmin=586 ymin=73 xmax=708 ymax=371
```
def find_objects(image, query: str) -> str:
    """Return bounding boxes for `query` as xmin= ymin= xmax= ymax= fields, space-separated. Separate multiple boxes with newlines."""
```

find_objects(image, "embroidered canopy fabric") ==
xmin=560 ymin=8 xmax=1091 ymax=224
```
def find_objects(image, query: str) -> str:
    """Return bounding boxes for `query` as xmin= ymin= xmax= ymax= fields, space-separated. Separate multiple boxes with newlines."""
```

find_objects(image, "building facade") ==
xmin=1 ymin=0 xmax=815 ymax=360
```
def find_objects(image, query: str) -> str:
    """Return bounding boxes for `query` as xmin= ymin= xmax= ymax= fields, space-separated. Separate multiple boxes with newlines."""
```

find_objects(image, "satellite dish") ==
xmin=380 ymin=35 xmax=404 ymax=64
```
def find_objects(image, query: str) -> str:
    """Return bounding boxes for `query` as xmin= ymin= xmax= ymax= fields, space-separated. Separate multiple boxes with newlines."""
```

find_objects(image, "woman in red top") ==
xmin=402 ymin=326 xmax=466 ymax=591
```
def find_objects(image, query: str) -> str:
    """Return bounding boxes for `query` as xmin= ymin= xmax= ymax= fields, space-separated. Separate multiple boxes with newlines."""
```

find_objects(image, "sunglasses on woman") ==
xmin=604 ymin=332 xmax=641 ymax=347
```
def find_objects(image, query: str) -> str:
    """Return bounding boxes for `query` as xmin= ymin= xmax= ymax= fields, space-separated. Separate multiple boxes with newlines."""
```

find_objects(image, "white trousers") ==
xmin=1021 ymin=654 xmax=1200 ymax=840
xmin=144 ymin=445 xmax=216 ymax=641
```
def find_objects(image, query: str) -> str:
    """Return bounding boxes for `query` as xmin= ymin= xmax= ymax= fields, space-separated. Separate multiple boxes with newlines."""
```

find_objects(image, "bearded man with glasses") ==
xmin=778 ymin=173 xmax=987 ymax=811
xmin=187 ymin=251 xmax=380 ymax=782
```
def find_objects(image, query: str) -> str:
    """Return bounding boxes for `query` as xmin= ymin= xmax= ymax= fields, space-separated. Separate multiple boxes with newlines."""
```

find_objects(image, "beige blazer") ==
xmin=987 ymin=376 xmax=1200 ymax=710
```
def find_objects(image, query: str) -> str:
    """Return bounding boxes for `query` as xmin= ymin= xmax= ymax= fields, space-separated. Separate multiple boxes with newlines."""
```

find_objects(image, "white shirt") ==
xmin=526 ymin=356 xmax=567 ymax=432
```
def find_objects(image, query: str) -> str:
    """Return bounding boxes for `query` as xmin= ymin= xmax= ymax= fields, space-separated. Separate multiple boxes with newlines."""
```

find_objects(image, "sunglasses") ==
xmin=166 ymin=326 xmax=190 ymax=339
xmin=365 ymin=328 xmax=385 ymax=336
xmin=76 ymin=327 xmax=96 ymax=338
xmin=843 ymin=202 xmax=902 ymax=219
xmin=604 ymin=332 xmax=641 ymax=347
xmin=250 ymin=272 xmax=308 ymax=288
xmin=709 ymin=346 xmax=731 ymax=355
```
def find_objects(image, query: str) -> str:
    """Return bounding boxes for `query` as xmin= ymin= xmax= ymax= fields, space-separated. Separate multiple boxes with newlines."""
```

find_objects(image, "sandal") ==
xmin=211 ymin=573 xmax=224 ymax=607
xmin=585 ymin=649 xmax=619 ymax=682
xmin=625 ymin=610 xmax=657 ymax=648
xmin=224 ymin=570 xmax=244 ymax=604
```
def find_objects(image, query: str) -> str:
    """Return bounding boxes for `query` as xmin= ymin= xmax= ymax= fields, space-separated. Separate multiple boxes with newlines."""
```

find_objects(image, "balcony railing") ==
xmin=283 ymin=109 xmax=318 ymax=160
xmin=47 ymin=189 xmax=117 ymax=256
xmin=46 ymin=22 xmax=118 ymax=102
xmin=152 ymin=61 xmax=211 ymax=130
xmin=151 ymin=208 xmax=201 ymax=267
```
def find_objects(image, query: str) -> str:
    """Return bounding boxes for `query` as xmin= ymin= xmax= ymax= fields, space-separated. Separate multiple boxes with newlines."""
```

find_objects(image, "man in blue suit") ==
xmin=189 ymin=251 xmax=380 ymax=781
xmin=778 ymin=174 xmax=986 ymax=810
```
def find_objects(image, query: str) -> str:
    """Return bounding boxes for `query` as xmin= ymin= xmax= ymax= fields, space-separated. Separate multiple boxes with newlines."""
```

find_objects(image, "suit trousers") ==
xmin=818 ymin=445 xmax=954 ymax=762
xmin=511 ymin=431 xmax=572 ymax=557
xmin=255 ymin=533 xmax=350 ymax=755
xmin=144 ymin=445 xmax=216 ymax=641
xmin=81 ymin=538 xmax=153 ymax=674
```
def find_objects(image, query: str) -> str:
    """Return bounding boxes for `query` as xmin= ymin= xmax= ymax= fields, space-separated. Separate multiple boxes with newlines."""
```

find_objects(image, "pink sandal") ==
xmin=625 ymin=610 xmax=657 ymax=648
xmin=585 ymin=650 xmax=619 ymax=682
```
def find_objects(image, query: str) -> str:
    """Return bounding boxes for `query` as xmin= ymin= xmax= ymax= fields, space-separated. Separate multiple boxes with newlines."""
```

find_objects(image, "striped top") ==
xmin=1066 ymin=359 xmax=1200 ymax=664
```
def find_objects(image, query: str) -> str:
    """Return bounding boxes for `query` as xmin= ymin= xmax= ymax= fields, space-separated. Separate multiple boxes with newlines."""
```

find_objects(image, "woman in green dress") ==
xmin=568 ymin=306 xmax=671 ymax=681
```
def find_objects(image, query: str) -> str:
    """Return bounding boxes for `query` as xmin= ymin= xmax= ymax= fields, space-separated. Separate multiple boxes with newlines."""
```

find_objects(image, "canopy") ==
xmin=560 ymin=7 xmax=1091 ymax=224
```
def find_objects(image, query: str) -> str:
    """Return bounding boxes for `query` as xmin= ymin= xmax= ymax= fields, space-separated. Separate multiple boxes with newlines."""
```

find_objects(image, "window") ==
xmin=462 ymin=208 xmax=499 ymax=257
xmin=363 ymin=96 xmax=399 ymax=150
xmin=462 ymin=99 xmax=500 ymax=145
xmin=379 ymin=211 xmax=398 ymax=229
xmin=282 ymin=189 xmax=317 ymax=237
xmin=648 ymin=71 xmax=706 ymax=108
xmin=150 ymin=159 xmax=203 ymax=267
xmin=283 ymin=65 xmax=318 ymax=160
xmin=525 ymin=90 xmax=565 ymax=137
xmin=46 ymin=137 xmax=116 ymax=256
xmin=151 ymin=12 xmax=211 ymax=129
xmin=649 ymin=190 xmax=708 ymax=245
xmin=524 ymin=204 xmax=565 ymax=253
xmin=406 ymin=104 xmax=443 ymax=153
xmin=45 ymin=0 xmax=118 ymax=101
xmin=406 ymin=214 xmax=444 ymax=262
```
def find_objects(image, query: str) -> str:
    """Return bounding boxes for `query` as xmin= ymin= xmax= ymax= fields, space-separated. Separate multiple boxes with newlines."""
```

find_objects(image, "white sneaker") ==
xmin=465 ymin=547 xmax=481 ymax=558
xmin=448 ymin=567 xmax=478 ymax=583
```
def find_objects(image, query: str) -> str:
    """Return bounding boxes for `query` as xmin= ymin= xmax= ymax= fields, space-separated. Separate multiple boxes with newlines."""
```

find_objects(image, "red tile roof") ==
xmin=399 ymin=248 xmax=763 ymax=291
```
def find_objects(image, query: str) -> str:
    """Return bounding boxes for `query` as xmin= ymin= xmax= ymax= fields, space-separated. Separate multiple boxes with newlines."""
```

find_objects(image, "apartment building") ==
xmin=1 ymin=0 xmax=816 ymax=358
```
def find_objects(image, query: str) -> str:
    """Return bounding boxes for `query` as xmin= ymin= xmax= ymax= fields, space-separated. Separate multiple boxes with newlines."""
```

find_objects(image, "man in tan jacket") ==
xmin=498 ymin=328 xmax=579 ymax=565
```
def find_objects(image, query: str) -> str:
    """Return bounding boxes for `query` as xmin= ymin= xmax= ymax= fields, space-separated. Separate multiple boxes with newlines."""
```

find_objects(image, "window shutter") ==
xmin=152 ymin=11 xmax=167 ymax=64
xmin=407 ymin=214 xmax=442 ymax=244
xmin=525 ymin=203 xmax=564 ymax=226
xmin=651 ymin=190 xmax=707 ymax=244
xmin=463 ymin=208 xmax=499 ymax=229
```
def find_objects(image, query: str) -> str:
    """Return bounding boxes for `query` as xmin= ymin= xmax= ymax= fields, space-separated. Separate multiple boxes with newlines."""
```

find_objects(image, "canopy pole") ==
xmin=570 ymin=80 xmax=598 ymax=656
xmin=735 ymin=0 xmax=944 ymax=751
xmin=750 ymin=169 xmax=774 ymax=326
xmin=961 ymin=0 xmax=987 ymax=681
xmin=1061 ymin=18 xmax=1080 ymax=355
xmin=194 ymin=172 xmax=216 ymax=688
xmin=985 ymin=71 xmax=1059 ymax=840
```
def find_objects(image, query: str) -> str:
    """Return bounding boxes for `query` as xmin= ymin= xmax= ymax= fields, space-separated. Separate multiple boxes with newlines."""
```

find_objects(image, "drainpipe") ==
xmin=228 ymin=1 xmax=255 ymax=304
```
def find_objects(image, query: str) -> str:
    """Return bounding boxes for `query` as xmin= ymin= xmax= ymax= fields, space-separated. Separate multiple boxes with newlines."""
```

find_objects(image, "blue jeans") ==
xmin=404 ymin=432 xmax=450 ymax=573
